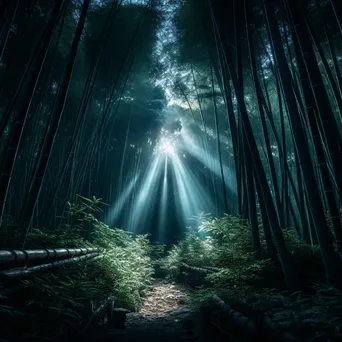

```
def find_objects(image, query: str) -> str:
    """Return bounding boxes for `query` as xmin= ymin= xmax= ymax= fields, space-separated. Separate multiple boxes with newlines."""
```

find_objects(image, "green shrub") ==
xmin=160 ymin=214 xmax=257 ymax=279
xmin=160 ymin=233 xmax=217 ymax=279
xmin=0 ymin=196 xmax=153 ymax=340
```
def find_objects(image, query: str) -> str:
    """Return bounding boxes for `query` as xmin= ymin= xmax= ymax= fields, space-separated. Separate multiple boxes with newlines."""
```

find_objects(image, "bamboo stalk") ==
xmin=0 ymin=252 xmax=99 ymax=280
xmin=0 ymin=247 xmax=99 ymax=264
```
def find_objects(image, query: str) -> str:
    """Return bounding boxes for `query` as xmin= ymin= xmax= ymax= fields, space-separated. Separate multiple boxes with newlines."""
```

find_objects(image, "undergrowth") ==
xmin=160 ymin=213 xmax=342 ymax=341
xmin=0 ymin=195 xmax=153 ymax=341
xmin=2 ymin=207 xmax=342 ymax=341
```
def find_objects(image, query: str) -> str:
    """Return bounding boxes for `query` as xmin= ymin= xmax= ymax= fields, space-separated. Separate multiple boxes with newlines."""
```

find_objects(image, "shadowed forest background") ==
xmin=1 ymin=0 xmax=342 ymax=341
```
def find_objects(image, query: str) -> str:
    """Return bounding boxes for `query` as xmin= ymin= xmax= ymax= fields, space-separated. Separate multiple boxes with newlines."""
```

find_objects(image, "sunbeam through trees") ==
xmin=0 ymin=0 xmax=342 ymax=341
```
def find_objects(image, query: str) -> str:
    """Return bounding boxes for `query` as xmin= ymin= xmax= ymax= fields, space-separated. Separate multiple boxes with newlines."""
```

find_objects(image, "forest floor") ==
xmin=91 ymin=278 xmax=205 ymax=342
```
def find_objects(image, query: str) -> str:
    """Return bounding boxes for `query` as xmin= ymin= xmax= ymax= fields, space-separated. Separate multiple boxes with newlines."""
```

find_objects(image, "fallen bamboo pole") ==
xmin=206 ymin=296 xmax=300 ymax=342
xmin=0 ymin=252 xmax=99 ymax=281
xmin=0 ymin=247 xmax=99 ymax=265
xmin=180 ymin=262 xmax=216 ymax=273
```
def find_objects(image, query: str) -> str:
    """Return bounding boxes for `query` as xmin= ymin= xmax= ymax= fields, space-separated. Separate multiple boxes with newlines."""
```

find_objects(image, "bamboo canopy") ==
xmin=0 ymin=252 xmax=100 ymax=281
xmin=0 ymin=247 xmax=99 ymax=265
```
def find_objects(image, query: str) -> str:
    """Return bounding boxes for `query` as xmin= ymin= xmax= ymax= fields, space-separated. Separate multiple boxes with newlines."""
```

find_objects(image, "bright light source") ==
xmin=158 ymin=137 xmax=176 ymax=156
xmin=153 ymin=127 xmax=181 ymax=157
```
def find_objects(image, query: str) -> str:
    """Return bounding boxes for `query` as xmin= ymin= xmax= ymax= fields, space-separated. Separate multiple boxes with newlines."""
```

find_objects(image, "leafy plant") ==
xmin=0 ymin=196 xmax=153 ymax=341
xmin=160 ymin=213 xmax=342 ymax=341
xmin=160 ymin=214 xmax=257 ymax=278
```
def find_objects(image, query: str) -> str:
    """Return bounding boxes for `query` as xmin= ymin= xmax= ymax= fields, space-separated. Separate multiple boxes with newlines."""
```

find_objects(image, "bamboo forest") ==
xmin=1 ymin=0 xmax=342 ymax=341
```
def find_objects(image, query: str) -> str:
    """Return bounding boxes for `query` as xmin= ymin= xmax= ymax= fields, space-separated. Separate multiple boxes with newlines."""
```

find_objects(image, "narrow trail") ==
xmin=97 ymin=279 xmax=199 ymax=342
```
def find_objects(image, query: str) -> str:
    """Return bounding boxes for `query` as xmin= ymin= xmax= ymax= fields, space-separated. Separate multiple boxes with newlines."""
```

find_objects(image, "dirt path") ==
xmin=98 ymin=279 xmax=198 ymax=342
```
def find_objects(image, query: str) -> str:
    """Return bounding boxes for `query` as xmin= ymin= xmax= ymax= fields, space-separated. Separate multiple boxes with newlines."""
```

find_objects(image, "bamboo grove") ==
xmin=0 ymin=0 xmax=341 ymax=292
xmin=204 ymin=0 xmax=342 ymax=290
